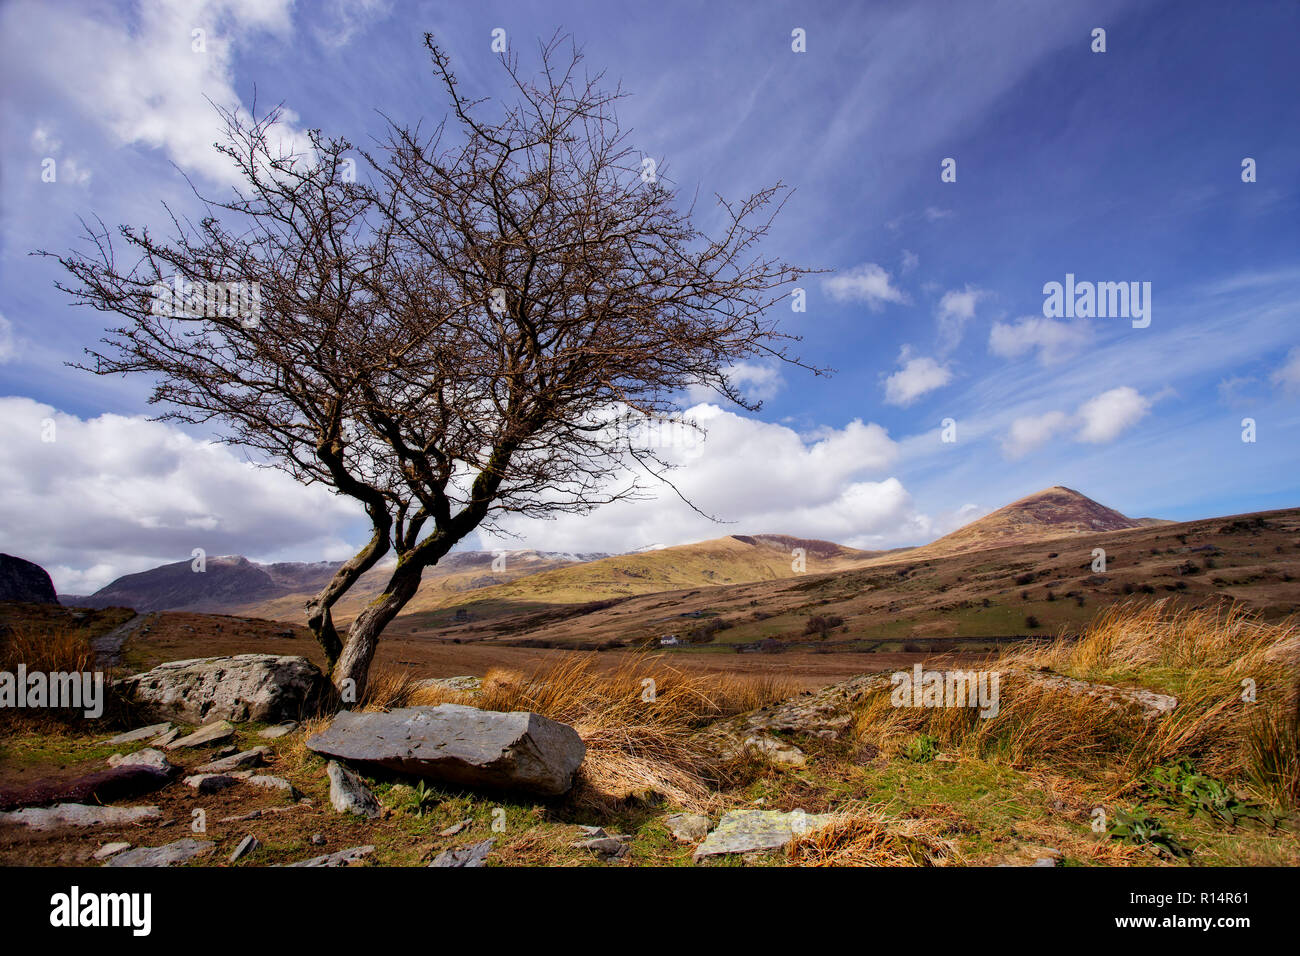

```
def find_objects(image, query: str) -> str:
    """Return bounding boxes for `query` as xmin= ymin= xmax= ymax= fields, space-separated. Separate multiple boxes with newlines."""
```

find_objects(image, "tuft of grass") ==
xmin=1246 ymin=702 xmax=1300 ymax=810
xmin=786 ymin=805 xmax=962 ymax=866
xmin=854 ymin=601 xmax=1300 ymax=812
xmin=409 ymin=653 xmax=799 ymax=812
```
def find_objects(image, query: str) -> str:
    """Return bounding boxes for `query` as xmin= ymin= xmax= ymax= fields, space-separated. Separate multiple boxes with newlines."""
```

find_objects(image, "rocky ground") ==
xmin=2 ymin=602 xmax=1297 ymax=868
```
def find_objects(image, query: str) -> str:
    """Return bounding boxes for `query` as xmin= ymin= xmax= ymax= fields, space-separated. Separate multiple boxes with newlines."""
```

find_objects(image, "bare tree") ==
xmin=44 ymin=34 xmax=817 ymax=702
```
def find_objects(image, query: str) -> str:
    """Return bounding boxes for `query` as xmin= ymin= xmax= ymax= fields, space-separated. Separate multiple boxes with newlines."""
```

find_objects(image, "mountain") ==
xmin=66 ymin=550 xmax=609 ymax=614
xmin=59 ymin=487 xmax=1156 ymax=621
xmin=912 ymin=486 xmax=1145 ymax=558
xmin=0 ymin=554 xmax=59 ymax=604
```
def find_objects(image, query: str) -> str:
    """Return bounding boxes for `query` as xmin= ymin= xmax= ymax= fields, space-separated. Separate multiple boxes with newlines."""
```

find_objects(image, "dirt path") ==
xmin=90 ymin=611 xmax=153 ymax=666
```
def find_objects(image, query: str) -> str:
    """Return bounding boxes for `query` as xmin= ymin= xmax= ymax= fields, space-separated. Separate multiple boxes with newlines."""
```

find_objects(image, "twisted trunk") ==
xmin=305 ymin=525 xmax=390 ymax=667
xmin=330 ymin=557 xmax=425 ymax=702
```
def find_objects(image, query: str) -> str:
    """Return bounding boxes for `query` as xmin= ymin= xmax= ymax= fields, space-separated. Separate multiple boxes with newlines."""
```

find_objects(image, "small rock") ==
xmin=92 ymin=841 xmax=131 ymax=860
xmin=310 ymin=833 xmax=326 ymax=846
xmin=326 ymin=761 xmax=380 ymax=818
xmin=235 ymin=773 xmax=301 ymax=799
xmin=105 ymin=838 xmax=214 ymax=867
xmin=195 ymin=746 xmax=270 ymax=774
xmin=572 ymin=837 xmax=629 ymax=859
xmin=184 ymin=773 xmax=243 ymax=794
xmin=107 ymin=723 xmax=171 ymax=745
xmin=259 ymin=722 xmax=298 ymax=739
xmin=575 ymin=824 xmax=609 ymax=838
xmin=229 ymin=834 xmax=259 ymax=863
xmin=167 ymin=720 xmax=235 ymax=750
xmin=664 ymin=813 xmax=710 ymax=843
xmin=151 ymin=728 xmax=180 ymax=747
xmin=693 ymin=809 xmax=834 ymax=861
xmin=439 ymin=818 xmax=472 ymax=837
xmin=220 ymin=810 xmax=262 ymax=823
xmin=430 ymin=839 xmax=494 ymax=868
xmin=283 ymin=845 xmax=375 ymax=867
xmin=744 ymin=734 xmax=807 ymax=766
xmin=107 ymin=748 xmax=174 ymax=775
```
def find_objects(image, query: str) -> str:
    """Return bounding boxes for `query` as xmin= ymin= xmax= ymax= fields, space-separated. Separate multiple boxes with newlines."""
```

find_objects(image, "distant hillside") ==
xmin=392 ymin=534 xmax=879 ymax=615
xmin=911 ymin=486 xmax=1145 ymax=558
xmin=65 ymin=550 xmax=608 ymax=615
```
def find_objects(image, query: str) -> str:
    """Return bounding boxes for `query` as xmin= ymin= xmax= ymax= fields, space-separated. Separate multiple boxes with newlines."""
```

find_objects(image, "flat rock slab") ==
xmin=117 ymin=654 xmax=326 ymax=724
xmin=107 ymin=723 xmax=172 ymax=745
xmin=307 ymin=703 xmax=585 ymax=797
xmin=417 ymin=676 xmax=482 ymax=693
xmin=693 ymin=810 xmax=834 ymax=861
xmin=326 ymin=761 xmax=380 ymax=818
xmin=93 ymin=841 xmax=131 ymax=860
xmin=104 ymin=838 xmax=214 ymax=867
xmin=166 ymin=720 xmax=235 ymax=750
xmin=0 ymin=765 xmax=171 ymax=811
xmin=1015 ymin=669 xmax=1178 ymax=719
xmin=430 ymin=839 xmax=494 ymax=868
xmin=283 ymin=845 xmax=375 ymax=868
xmin=107 ymin=748 xmax=175 ymax=775
xmin=0 ymin=803 xmax=161 ymax=831
xmin=195 ymin=746 xmax=269 ymax=774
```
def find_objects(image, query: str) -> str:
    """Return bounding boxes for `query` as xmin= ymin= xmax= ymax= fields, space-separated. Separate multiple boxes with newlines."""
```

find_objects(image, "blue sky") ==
xmin=1 ymin=0 xmax=1297 ymax=591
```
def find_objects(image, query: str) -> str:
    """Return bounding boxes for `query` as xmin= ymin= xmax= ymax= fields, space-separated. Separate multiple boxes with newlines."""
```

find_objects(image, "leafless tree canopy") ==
xmin=44 ymin=34 xmax=817 ymax=699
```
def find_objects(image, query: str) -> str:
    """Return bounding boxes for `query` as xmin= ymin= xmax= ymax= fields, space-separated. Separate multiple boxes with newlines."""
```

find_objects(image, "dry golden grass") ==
xmin=0 ymin=623 xmax=96 ymax=675
xmin=407 ymin=654 xmax=800 ymax=812
xmin=853 ymin=601 xmax=1300 ymax=808
xmin=786 ymin=805 xmax=961 ymax=866
xmin=0 ymin=623 xmax=111 ymax=729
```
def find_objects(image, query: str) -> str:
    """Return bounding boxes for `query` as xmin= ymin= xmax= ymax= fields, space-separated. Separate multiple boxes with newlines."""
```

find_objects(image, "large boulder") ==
xmin=0 ymin=554 xmax=58 ymax=604
xmin=307 ymin=703 xmax=586 ymax=797
xmin=116 ymin=654 xmax=327 ymax=723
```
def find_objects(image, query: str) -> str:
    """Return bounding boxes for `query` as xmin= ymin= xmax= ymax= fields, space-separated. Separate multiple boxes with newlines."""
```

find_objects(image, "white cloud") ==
xmin=689 ymin=361 xmax=785 ymax=405
xmin=5 ymin=0 xmax=308 ymax=188
xmin=989 ymin=316 xmax=1092 ymax=364
xmin=824 ymin=263 xmax=910 ymax=310
xmin=936 ymin=285 xmax=988 ymax=352
xmin=486 ymin=403 xmax=939 ymax=553
xmin=1076 ymin=386 xmax=1152 ymax=443
xmin=900 ymin=249 xmax=919 ymax=273
xmin=0 ymin=397 xmax=363 ymax=593
xmin=1002 ymin=410 xmax=1070 ymax=459
xmin=1271 ymin=347 xmax=1300 ymax=395
xmin=1000 ymin=387 xmax=1152 ymax=458
xmin=884 ymin=350 xmax=952 ymax=406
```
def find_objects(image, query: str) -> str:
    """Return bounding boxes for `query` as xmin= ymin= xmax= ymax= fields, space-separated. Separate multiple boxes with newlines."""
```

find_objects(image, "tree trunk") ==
xmin=305 ymin=526 xmax=390 ymax=667
xmin=330 ymin=559 xmax=424 ymax=703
